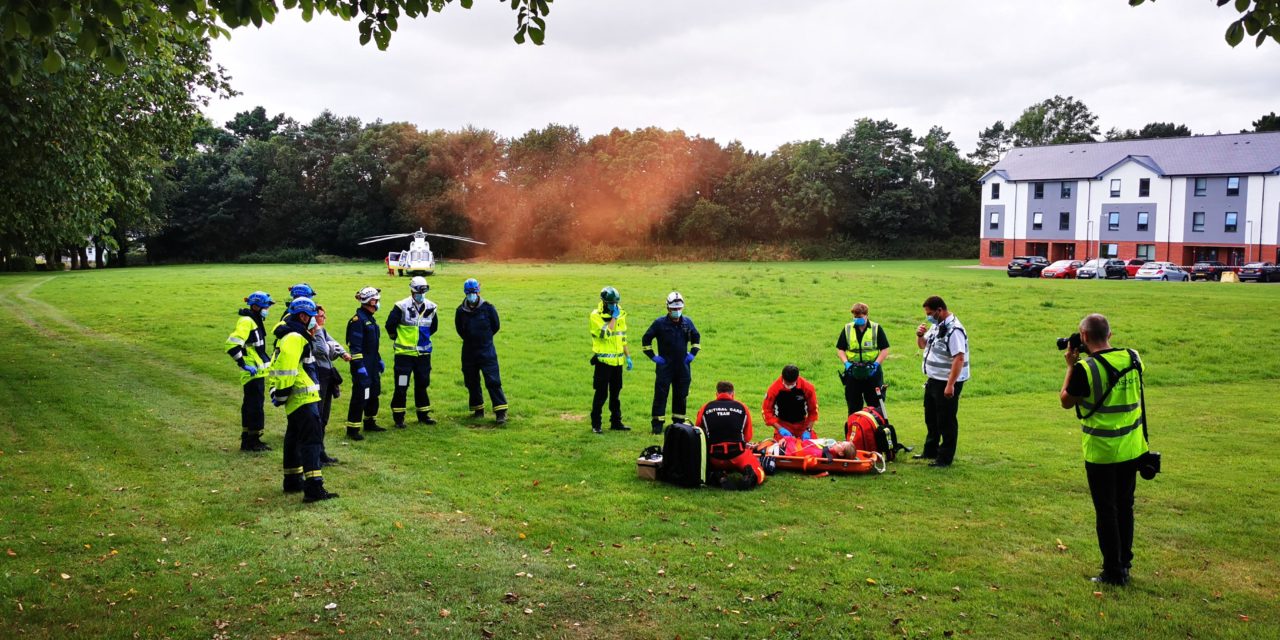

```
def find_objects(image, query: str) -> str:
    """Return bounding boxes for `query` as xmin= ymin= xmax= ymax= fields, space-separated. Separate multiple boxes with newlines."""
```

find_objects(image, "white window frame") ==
xmin=1108 ymin=211 xmax=1120 ymax=231
xmin=989 ymin=212 xmax=1000 ymax=229
xmin=1225 ymin=212 xmax=1238 ymax=233
xmin=1136 ymin=244 xmax=1155 ymax=260
xmin=1102 ymin=243 xmax=1119 ymax=259
xmin=1032 ymin=212 xmax=1044 ymax=230
xmin=1192 ymin=211 xmax=1206 ymax=232
xmin=1137 ymin=212 xmax=1149 ymax=232
xmin=1227 ymin=176 xmax=1240 ymax=196
xmin=1110 ymin=179 xmax=1121 ymax=197
xmin=1194 ymin=178 xmax=1207 ymax=197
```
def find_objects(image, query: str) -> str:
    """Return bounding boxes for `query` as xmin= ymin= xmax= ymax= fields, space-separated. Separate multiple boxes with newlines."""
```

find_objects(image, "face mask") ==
xmin=853 ymin=317 xmax=866 ymax=327
xmin=259 ymin=308 xmax=270 ymax=320
xmin=466 ymin=293 xmax=479 ymax=304
xmin=374 ymin=301 xmax=381 ymax=312
xmin=669 ymin=310 xmax=682 ymax=319
xmin=926 ymin=314 xmax=938 ymax=325
xmin=784 ymin=382 xmax=797 ymax=390
xmin=412 ymin=293 xmax=424 ymax=303
xmin=307 ymin=317 xmax=317 ymax=330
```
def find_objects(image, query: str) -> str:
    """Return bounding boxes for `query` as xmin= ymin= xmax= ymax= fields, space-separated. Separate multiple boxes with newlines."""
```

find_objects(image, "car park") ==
xmin=1041 ymin=259 xmax=1083 ymax=279
xmin=1239 ymin=262 xmax=1279 ymax=283
xmin=1135 ymin=261 xmax=1190 ymax=281
xmin=1076 ymin=259 xmax=1104 ymax=279
xmin=1124 ymin=259 xmax=1148 ymax=278
xmin=1101 ymin=258 xmax=1129 ymax=279
xmin=1191 ymin=261 xmax=1231 ymax=281
xmin=1006 ymin=255 xmax=1049 ymax=278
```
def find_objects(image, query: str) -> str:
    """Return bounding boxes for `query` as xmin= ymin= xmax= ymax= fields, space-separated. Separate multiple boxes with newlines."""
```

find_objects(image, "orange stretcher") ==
xmin=751 ymin=436 xmax=886 ymax=475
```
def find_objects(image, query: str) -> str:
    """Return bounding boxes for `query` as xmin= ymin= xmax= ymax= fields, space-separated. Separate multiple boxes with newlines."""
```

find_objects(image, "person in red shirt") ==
xmin=762 ymin=364 xmax=819 ymax=440
xmin=696 ymin=381 xmax=765 ymax=490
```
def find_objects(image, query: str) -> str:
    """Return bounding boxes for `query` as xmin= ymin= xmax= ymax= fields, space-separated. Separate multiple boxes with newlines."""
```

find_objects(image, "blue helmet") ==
xmin=463 ymin=278 xmax=480 ymax=294
xmin=245 ymin=291 xmax=274 ymax=308
xmin=288 ymin=296 xmax=318 ymax=317
xmin=289 ymin=283 xmax=315 ymax=299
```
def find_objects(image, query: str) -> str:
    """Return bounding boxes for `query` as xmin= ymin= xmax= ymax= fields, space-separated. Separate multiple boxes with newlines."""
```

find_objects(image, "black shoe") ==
xmin=651 ymin=422 xmax=664 ymax=435
xmin=912 ymin=453 xmax=935 ymax=460
xmin=321 ymin=454 xmax=340 ymax=465
xmin=283 ymin=477 xmax=304 ymax=493
xmin=610 ymin=424 xmax=632 ymax=431
xmin=241 ymin=440 xmax=270 ymax=453
xmin=303 ymin=488 xmax=339 ymax=503
xmin=472 ymin=409 xmax=485 ymax=419
xmin=364 ymin=422 xmax=388 ymax=433
xmin=418 ymin=413 xmax=437 ymax=425
xmin=592 ymin=426 xmax=604 ymax=435
xmin=346 ymin=428 xmax=365 ymax=441
xmin=495 ymin=410 xmax=507 ymax=425
xmin=928 ymin=460 xmax=952 ymax=468
xmin=394 ymin=421 xmax=407 ymax=429
xmin=1090 ymin=572 xmax=1129 ymax=586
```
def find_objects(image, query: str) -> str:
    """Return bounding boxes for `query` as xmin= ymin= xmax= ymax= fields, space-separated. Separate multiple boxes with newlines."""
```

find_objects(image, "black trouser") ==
xmin=591 ymin=362 xmax=624 ymax=428
xmin=651 ymin=361 xmax=691 ymax=425
xmin=241 ymin=377 xmax=265 ymax=441
xmin=346 ymin=360 xmax=381 ymax=427
xmin=843 ymin=371 xmax=883 ymax=416
xmin=391 ymin=353 xmax=432 ymax=422
xmin=1086 ymin=458 xmax=1140 ymax=578
xmin=462 ymin=351 xmax=507 ymax=411
xmin=316 ymin=371 xmax=332 ymax=456
xmin=283 ymin=403 xmax=324 ymax=485
xmin=922 ymin=378 xmax=964 ymax=463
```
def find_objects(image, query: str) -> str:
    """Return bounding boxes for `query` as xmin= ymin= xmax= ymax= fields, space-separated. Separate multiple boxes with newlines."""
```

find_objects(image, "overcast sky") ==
xmin=204 ymin=0 xmax=1280 ymax=156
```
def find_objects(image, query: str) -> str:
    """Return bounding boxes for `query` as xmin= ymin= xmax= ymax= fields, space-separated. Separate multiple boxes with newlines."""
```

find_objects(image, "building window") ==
xmin=1139 ymin=178 xmax=1150 ymax=198
xmin=1110 ymin=179 xmax=1121 ymax=197
xmin=991 ymin=183 xmax=1000 ymax=200
xmin=989 ymin=212 xmax=999 ymax=230
xmin=989 ymin=241 xmax=1004 ymax=258
xmin=1033 ymin=182 xmax=1044 ymax=199
xmin=1059 ymin=212 xmax=1070 ymax=230
xmin=1136 ymin=244 xmax=1155 ymax=261
xmin=1192 ymin=211 xmax=1205 ymax=232
xmin=1061 ymin=182 xmax=1072 ymax=198
xmin=1137 ymin=212 xmax=1149 ymax=232
xmin=1194 ymin=178 xmax=1207 ymax=196
xmin=1225 ymin=212 xmax=1238 ymax=233
xmin=1032 ymin=212 xmax=1043 ymax=230
xmin=1102 ymin=243 xmax=1119 ymax=258
xmin=1227 ymin=176 xmax=1240 ymax=196
xmin=1108 ymin=211 xmax=1120 ymax=231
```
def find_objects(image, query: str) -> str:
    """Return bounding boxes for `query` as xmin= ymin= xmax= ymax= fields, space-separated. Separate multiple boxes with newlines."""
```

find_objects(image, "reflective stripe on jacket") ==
xmin=387 ymin=296 xmax=438 ymax=356
xmin=589 ymin=304 xmax=628 ymax=366
xmin=843 ymin=321 xmax=880 ymax=364
xmin=226 ymin=312 xmax=269 ymax=384
xmin=270 ymin=329 xmax=322 ymax=414
xmin=1080 ymin=349 xmax=1148 ymax=464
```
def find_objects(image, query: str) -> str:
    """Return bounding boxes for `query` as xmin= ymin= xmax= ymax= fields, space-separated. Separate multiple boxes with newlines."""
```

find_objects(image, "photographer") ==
xmin=1059 ymin=313 xmax=1150 ymax=587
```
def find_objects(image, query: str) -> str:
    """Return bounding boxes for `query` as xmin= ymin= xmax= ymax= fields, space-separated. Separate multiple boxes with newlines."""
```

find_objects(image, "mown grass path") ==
xmin=1 ymin=261 xmax=1277 ymax=638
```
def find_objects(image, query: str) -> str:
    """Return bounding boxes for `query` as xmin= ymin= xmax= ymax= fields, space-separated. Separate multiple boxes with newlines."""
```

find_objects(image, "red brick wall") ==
xmin=979 ymin=240 xmax=1280 ymax=267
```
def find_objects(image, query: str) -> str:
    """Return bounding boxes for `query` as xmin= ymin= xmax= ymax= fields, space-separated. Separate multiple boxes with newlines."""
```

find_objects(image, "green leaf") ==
xmin=102 ymin=1 xmax=126 ymax=27
xmin=1227 ymin=19 xmax=1245 ymax=46
xmin=1243 ymin=12 xmax=1261 ymax=34
xmin=535 ymin=0 xmax=550 ymax=15
xmin=374 ymin=28 xmax=390 ymax=50
xmin=460 ymin=0 xmax=473 ymax=8
xmin=30 ymin=11 xmax=56 ymax=37
xmin=514 ymin=25 xmax=525 ymax=44
xmin=529 ymin=26 xmax=544 ymax=44
xmin=360 ymin=30 xmax=371 ymax=45
xmin=1128 ymin=0 xmax=1147 ymax=6
xmin=104 ymin=47 xmax=127 ymax=74
xmin=302 ymin=4 xmax=314 ymax=21
xmin=41 ymin=48 xmax=64 ymax=73
xmin=1235 ymin=0 xmax=1250 ymax=12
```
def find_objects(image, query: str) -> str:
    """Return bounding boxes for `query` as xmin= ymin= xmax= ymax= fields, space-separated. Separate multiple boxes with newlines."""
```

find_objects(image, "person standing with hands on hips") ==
xmin=1059 ymin=313 xmax=1151 ymax=587
xmin=642 ymin=291 xmax=701 ymax=435
xmin=589 ymin=286 xmax=633 ymax=434
xmin=914 ymin=295 xmax=968 ymax=467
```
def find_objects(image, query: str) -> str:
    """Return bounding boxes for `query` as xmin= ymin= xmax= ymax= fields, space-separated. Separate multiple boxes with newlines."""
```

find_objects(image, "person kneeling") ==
xmin=696 ymin=381 xmax=765 ymax=490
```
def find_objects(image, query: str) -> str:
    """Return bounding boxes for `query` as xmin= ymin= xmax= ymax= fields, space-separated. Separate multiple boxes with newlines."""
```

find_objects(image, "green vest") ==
xmin=226 ymin=315 xmax=270 ymax=384
xmin=589 ymin=305 xmax=628 ymax=366
xmin=843 ymin=321 xmax=881 ymax=364
xmin=269 ymin=332 xmax=322 ymax=415
xmin=1079 ymin=349 xmax=1148 ymax=464
xmin=391 ymin=297 xmax=437 ymax=356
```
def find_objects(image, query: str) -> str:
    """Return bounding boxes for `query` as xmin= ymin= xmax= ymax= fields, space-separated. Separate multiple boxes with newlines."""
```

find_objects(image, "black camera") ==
xmin=1056 ymin=333 xmax=1083 ymax=351
xmin=1139 ymin=451 xmax=1161 ymax=480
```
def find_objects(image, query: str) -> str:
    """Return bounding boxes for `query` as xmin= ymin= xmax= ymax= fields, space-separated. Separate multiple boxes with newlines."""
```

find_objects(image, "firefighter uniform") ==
xmin=269 ymin=317 xmax=335 ymax=501
xmin=696 ymin=392 xmax=765 ymax=490
xmin=345 ymin=306 xmax=383 ymax=435
xmin=455 ymin=296 xmax=507 ymax=419
xmin=226 ymin=309 xmax=271 ymax=450
xmin=642 ymin=314 xmax=701 ymax=432
xmin=385 ymin=296 xmax=439 ymax=425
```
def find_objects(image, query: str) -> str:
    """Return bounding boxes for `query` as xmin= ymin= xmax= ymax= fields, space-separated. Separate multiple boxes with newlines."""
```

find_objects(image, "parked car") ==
xmin=1101 ymin=259 xmax=1129 ymax=279
xmin=1041 ymin=259 xmax=1083 ymax=279
xmin=1124 ymin=259 xmax=1148 ymax=278
xmin=1239 ymin=262 xmax=1280 ymax=283
xmin=1191 ymin=261 xmax=1232 ymax=281
xmin=1076 ymin=259 xmax=1104 ymax=279
xmin=1135 ymin=261 xmax=1190 ymax=281
xmin=1006 ymin=255 xmax=1050 ymax=278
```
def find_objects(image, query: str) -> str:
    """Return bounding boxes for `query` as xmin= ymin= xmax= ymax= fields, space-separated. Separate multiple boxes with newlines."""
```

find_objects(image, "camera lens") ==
xmin=1056 ymin=337 xmax=1070 ymax=350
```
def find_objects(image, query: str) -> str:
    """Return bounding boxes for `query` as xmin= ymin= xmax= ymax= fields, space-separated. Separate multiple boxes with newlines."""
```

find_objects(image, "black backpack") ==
xmin=656 ymin=423 xmax=706 ymax=488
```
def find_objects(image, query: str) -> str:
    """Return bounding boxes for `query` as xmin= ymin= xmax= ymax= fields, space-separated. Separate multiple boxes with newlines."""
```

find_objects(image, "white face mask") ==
xmin=259 ymin=308 xmax=270 ymax=320
xmin=307 ymin=317 xmax=317 ymax=330
xmin=466 ymin=293 xmax=479 ymax=304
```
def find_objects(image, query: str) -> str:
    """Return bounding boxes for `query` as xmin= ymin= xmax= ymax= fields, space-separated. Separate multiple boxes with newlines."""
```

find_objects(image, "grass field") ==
xmin=1 ymin=260 xmax=1277 ymax=639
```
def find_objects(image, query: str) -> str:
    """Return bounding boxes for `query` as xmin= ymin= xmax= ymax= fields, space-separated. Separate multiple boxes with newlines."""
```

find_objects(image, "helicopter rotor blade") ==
xmin=422 ymin=232 xmax=487 ymax=245
xmin=357 ymin=233 xmax=414 ymax=245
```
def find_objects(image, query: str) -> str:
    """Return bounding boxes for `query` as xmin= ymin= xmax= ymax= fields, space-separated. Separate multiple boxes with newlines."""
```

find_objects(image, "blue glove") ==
xmin=683 ymin=353 xmax=695 ymax=365
xmin=843 ymin=361 xmax=853 ymax=371
xmin=801 ymin=430 xmax=813 ymax=441
xmin=610 ymin=306 xmax=620 ymax=319
xmin=777 ymin=427 xmax=793 ymax=438
xmin=625 ymin=356 xmax=633 ymax=371
xmin=869 ymin=362 xmax=881 ymax=375
xmin=241 ymin=364 xmax=258 ymax=375
xmin=270 ymin=392 xmax=284 ymax=407
xmin=379 ymin=359 xmax=385 ymax=374
xmin=653 ymin=355 xmax=667 ymax=366
xmin=355 ymin=366 xmax=369 ymax=384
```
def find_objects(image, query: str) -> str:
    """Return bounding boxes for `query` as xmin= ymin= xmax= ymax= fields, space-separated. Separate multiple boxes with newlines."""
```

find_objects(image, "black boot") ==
xmin=320 ymin=453 xmax=340 ymax=465
xmin=363 ymin=418 xmax=387 ymax=433
xmin=495 ymin=409 xmax=507 ymax=425
xmin=472 ymin=408 xmax=485 ymax=419
xmin=651 ymin=421 xmax=664 ymax=435
xmin=283 ymin=474 xmax=304 ymax=494
xmin=346 ymin=427 xmax=365 ymax=441
xmin=417 ymin=411 xmax=437 ymax=425
xmin=303 ymin=479 xmax=338 ymax=503
xmin=242 ymin=433 xmax=270 ymax=452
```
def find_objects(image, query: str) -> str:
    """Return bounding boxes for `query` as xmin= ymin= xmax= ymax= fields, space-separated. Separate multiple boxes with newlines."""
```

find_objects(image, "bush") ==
xmin=4 ymin=256 xmax=37 ymax=272
xmin=236 ymin=248 xmax=317 ymax=264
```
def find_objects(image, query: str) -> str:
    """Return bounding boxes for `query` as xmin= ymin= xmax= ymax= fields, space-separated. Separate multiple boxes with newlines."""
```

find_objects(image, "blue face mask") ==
xmin=259 ymin=308 xmax=270 ymax=320
xmin=373 ymin=301 xmax=381 ymax=312
xmin=669 ymin=310 xmax=682 ymax=319
xmin=307 ymin=317 xmax=317 ymax=330
xmin=466 ymin=293 xmax=479 ymax=304
xmin=412 ymin=293 xmax=424 ymax=303
xmin=926 ymin=314 xmax=939 ymax=325
xmin=853 ymin=317 xmax=867 ymax=327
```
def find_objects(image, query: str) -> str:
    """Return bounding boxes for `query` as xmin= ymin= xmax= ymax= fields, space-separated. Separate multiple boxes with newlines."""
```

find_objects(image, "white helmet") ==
xmin=355 ymin=286 xmax=381 ymax=304
xmin=666 ymin=291 xmax=685 ymax=310
xmin=409 ymin=276 xmax=429 ymax=294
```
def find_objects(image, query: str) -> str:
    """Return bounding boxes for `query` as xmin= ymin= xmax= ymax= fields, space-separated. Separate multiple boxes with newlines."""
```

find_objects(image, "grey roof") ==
xmin=987 ymin=132 xmax=1280 ymax=182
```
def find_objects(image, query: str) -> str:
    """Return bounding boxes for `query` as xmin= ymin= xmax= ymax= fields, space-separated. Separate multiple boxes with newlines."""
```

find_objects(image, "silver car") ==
xmin=1134 ymin=261 xmax=1190 ymax=281
xmin=1076 ymin=259 xmax=1105 ymax=279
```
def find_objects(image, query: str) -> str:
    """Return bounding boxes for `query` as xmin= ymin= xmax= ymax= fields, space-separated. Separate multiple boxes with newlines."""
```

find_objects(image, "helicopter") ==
xmin=358 ymin=228 xmax=486 ymax=276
